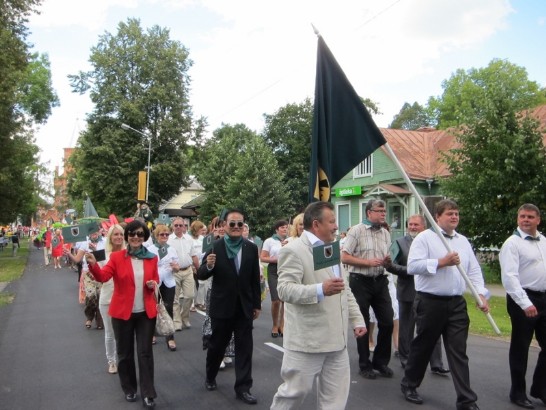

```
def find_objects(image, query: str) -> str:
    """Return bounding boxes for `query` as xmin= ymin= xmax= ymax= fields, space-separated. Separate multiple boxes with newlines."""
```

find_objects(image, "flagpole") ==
xmin=383 ymin=142 xmax=501 ymax=335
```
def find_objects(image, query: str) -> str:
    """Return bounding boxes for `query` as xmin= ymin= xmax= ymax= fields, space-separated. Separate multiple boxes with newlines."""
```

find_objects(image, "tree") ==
xmin=68 ymin=18 xmax=194 ymax=214
xmin=195 ymin=124 xmax=291 ymax=239
xmin=262 ymin=98 xmax=313 ymax=213
xmin=389 ymin=102 xmax=431 ymax=130
xmin=0 ymin=0 xmax=58 ymax=225
xmin=441 ymin=106 xmax=546 ymax=253
xmin=429 ymin=59 xmax=546 ymax=129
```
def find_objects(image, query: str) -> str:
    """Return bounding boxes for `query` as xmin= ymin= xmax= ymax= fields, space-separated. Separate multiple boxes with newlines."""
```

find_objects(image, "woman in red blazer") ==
xmin=87 ymin=220 xmax=159 ymax=409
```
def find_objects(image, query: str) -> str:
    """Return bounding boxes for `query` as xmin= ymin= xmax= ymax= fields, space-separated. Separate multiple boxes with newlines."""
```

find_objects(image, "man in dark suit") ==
xmin=385 ymin=214 xmax=449 ymax=375
xmin=197 ymin=209 xmax=261 ymax=405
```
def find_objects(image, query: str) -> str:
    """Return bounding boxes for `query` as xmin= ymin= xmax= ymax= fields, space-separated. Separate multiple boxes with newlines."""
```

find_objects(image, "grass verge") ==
xmin=0 ymin=239 xmax=30 ymax=307
xmin=465 ymin=293 xmax=511 ymax=339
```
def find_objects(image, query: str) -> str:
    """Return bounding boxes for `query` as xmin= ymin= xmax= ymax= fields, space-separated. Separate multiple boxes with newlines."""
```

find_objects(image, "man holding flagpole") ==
xmin=401 ymin=199 xmax=489 ymax=409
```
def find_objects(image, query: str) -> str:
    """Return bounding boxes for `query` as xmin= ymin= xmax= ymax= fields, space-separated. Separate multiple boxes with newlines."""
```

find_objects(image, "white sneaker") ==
xmin=219 ymin=360 xmax=226 ymax=369
xmin=108 ymin=363 xmax=118 ymax=374
xmin=223 ymin=357 xmax=232 ymax=364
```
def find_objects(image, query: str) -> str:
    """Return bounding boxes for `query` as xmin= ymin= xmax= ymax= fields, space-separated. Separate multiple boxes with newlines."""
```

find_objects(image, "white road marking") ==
xmin=265 ymin=342 xmax=285 ymax=353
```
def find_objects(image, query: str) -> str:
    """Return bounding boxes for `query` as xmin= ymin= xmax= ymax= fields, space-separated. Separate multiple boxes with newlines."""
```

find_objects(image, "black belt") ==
xmin=416 ymin=291 xmax=463 ymax=301
xmin=524 ymin=288 xmax=546 ymax=296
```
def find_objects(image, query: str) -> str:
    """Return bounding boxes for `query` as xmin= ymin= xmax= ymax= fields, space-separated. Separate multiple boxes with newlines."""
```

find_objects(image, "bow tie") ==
xmin=443 ymin=233 xmax=454 ymax=240
xmin=370 ymin=224 xmax=382 ymax=231
xmin=525 ymin=236 xmax=540 ymax=241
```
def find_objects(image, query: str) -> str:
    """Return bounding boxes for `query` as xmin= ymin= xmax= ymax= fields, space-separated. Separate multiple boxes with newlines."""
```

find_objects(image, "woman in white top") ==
xmin=99 ymin=224 xmax=125 ymax=374
xmin=260 ymin=220 xmax=289 ymax=338
xmin=147 ymin=224 xmax=180 ymax=351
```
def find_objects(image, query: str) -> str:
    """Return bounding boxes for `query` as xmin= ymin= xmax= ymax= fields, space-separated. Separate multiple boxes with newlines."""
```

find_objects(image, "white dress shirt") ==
xmin=500 ymin=227 xmax=546 ymax=310
xmin=408 ymin=229 xmax=487 ymax=296
xmin=167 ymin=232 xmax=196 ymax=268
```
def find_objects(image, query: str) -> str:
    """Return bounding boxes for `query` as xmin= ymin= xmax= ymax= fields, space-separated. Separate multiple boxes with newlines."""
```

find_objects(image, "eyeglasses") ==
xmin=173 ymin=224 xmax=188 ymax=228
xmin=228 ymin=221 xmax=244 ymax=228
xmin=370 ymin=209 xmax=387 ymax=214
xmin=128 ymin=231 xmax=145 ymax=238
xmin=158 ymin=233 xmax=170 ymax=237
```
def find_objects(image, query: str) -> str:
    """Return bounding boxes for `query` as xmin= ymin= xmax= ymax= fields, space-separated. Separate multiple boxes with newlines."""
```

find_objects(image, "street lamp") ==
xmin=121 ymin=123 xmax=152 ymax=202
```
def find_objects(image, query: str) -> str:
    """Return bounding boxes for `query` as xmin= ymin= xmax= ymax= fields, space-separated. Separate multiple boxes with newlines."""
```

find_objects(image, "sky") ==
xmin=27 ymin=0 xmax=546 ymax=172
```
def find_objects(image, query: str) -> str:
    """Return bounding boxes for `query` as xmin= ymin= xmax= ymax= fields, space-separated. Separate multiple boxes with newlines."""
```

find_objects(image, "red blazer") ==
xmin=89 ymin=250 xmax=159 ymax=320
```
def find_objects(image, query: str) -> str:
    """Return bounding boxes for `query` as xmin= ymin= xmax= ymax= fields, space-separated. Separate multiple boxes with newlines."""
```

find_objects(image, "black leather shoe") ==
xmin=142 ymin=397 xmax=155 ymax=408
xmin=205 ymin=379 xmax=217 ymax=391
xmin=430 ymin=367 xmax=450 ymax=376
xmin=457 ymin=403 xmax=480 ymax=410
xmin=125 ymin=393 xmax=137 ymax=402
xmin=401 ymin=385 xmax=423 ymax=405
xmin=359 ymin=368 xmax=377 ymax=379
xmin=511 ymin=398 xmax=535 ymax=409
xmin=236 ymin=391 xmax=258 ymax=405
xmin=530 ymin=391 xmax=546 ymax=406
xmin=373 ymin=364 xmax=394 ymax=378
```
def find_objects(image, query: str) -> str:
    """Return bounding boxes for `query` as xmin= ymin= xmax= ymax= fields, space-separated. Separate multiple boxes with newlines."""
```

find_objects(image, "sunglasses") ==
xmin=228 ymin=221 xmax=244 ymax=228
xmin=128 ymin=231 xmax=145 ymax=238
xmin=158 ymin=233 xmax=170 ymax=237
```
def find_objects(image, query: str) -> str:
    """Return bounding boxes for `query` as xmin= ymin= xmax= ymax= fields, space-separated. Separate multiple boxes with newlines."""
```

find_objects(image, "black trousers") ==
xmin=507 ymin=291 xmax=546 ymax=400
xmin=349 ymin=274 xmax=393 ymax=370
xmin=398 ymin=299 xmax=444 ymax=369
xmin=206 ymin=302 xmax=254 ymax=394
xmin=402 ymin=293 xmax=477 ymax=407
xmin=159 ymin=284 xmax=176 ymax=342
xmin=112 ymin=312 xmax=157 ymax=398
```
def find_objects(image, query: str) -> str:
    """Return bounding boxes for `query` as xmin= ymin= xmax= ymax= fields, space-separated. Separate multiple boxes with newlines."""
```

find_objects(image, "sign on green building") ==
xmin=335 ymin=186 xmax=362 ymax=197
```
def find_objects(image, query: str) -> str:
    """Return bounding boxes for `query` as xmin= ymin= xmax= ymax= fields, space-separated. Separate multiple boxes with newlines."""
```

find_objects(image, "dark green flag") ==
xmin=62 ymin=222 xmax=100 ymax=243
xmin=309 ymin=36 xmax=387 ymax=202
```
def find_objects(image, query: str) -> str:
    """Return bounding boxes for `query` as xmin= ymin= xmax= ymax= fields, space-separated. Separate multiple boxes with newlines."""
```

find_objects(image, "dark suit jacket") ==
xmin=89 ymin=250 xmax=159 ymax=320
xmin=387 ymin=235 xmax=416 ymax=303
xmin=197 ymin=237 xmax=261 ymax=320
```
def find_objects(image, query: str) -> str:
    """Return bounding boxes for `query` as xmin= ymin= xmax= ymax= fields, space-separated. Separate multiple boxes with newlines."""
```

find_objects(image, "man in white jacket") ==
xmin=270 ymin=201 xmax=366 ymax=410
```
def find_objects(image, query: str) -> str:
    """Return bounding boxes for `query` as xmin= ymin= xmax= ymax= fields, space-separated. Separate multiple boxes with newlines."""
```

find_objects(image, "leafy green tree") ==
xmin=389 ymin=101 xmax=431 ymax=130
xmin=262 ymin=98 xmax=313 ymax=213
xmin=196 ymin=124 xmax=291 ymax=239
xmin=441 ymin=107 xmax=546 ymax=253
xmin=68 ymin=18 xmax=194 ymax=214
xmin=429 ymin=59 xmax=546 ymax=129
xmin=0 ymin=0 xmax=58 ymax=224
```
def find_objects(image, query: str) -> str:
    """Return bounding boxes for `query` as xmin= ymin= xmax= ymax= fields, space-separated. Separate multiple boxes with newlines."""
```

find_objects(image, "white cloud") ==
xmin=29 ymin=0 xmax=139 ymax=31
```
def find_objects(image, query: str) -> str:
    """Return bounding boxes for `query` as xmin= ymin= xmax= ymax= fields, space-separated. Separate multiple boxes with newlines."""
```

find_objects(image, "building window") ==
xmin=353 ymin=155 xmax=373 ymax=178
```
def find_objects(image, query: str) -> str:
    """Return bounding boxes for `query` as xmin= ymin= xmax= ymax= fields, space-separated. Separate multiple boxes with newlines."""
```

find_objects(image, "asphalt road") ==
xmin=0 ymin=247 xmax=542 ymax=410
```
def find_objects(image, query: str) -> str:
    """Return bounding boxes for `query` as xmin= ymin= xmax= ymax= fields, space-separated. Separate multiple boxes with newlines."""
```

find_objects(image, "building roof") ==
xmin=379 ymin=127 xmax=454 ymax=181
xmin=379 ymin=103 xmax=546 ymax=181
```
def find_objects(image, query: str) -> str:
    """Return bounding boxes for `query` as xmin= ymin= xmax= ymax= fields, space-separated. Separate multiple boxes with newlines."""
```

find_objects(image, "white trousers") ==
xmin=271 ymin=348 xmax=350 ymax=410
xmin=98 ymin=303 xmax=117 ymax=365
